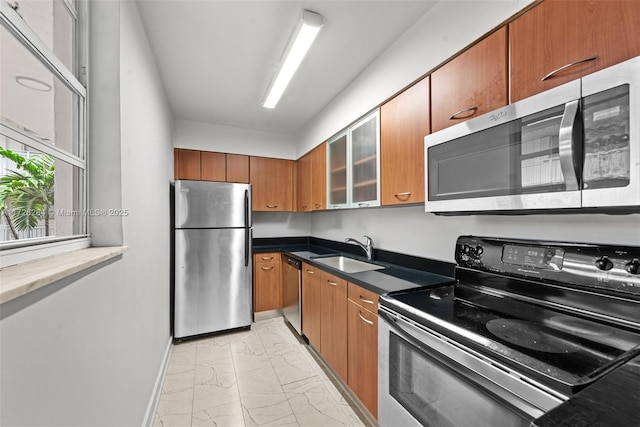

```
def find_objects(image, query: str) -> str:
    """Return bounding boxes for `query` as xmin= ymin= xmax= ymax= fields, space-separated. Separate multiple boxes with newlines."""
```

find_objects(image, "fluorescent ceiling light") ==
xmin=262 ymin=10 xmax=324 ymax=109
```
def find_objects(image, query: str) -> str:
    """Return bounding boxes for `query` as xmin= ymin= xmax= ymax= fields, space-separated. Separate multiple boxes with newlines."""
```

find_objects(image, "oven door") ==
xmin=378 ymin=308 xmax=565 ymax=427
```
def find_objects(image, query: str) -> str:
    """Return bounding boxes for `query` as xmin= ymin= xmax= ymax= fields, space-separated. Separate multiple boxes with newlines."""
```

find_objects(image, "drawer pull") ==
xmin=327 ymin=281 xmax=338 ymax=286
xmin=358 ymin=203 xmax=370 ymax=207
xmin=359 ymin=296 xmax=375 ymax=305
xmin=261 ymin=256 xmax=274 ymax=261
xmin=449 ymin=106 xmax=478 ymax=120
xmin=394 ymin=192 xmax=411 ymax=200
xmin=266 ymin=205 xmax=278 ymax=209
xmin=542 ymin=56 xmax=598 ymax=81
xmin=358 ymin=311 xmax=374 ymax=325
xmin=261 ymin=266 xmax=274 ymax=271
xmin=306 ymin=270 xmax=315 ymax=274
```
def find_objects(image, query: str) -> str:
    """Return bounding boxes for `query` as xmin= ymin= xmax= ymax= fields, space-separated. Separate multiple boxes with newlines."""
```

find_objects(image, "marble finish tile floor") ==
xmin=154 ymin=317 xmax=367 ymax=427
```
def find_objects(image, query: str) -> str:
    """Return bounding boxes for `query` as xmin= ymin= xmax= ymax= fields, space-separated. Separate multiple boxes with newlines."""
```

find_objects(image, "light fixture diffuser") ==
xmin=262 ymin=10 xmax=324 ymax=109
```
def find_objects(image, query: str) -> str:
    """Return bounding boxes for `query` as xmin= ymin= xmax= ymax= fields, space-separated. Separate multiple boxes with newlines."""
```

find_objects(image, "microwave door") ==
xmin=580 ymin=57 xmax=640 ymax=208
xmin=425 ymin=80 xmax=581 ymax=213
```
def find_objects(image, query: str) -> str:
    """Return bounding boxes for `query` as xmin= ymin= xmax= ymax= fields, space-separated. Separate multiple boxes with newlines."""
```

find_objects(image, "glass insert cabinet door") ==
xmin=327 ymin=131 xmax=348 ymax=207
xmin=327 ymin=110 xmax=380 ymax=208
xmin=350 ymin=111 xmax=380 ymax=206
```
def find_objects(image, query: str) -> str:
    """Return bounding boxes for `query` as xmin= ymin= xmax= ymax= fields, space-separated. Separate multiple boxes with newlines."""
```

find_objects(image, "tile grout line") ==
xmin=254 ymin=318 xmax=302 ymax=427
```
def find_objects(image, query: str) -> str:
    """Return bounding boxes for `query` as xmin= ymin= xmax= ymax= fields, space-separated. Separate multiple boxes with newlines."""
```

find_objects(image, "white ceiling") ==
xmin=136 ymin=1 xmax=438 ymax=136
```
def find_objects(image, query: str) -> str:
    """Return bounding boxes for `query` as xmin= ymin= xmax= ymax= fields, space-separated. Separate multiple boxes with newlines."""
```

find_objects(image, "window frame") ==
xmin=0 ymin=0 xmax=89 ymax=261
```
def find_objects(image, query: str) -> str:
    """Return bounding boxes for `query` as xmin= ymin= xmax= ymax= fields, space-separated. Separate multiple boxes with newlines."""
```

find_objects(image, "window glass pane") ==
xmin=12 ymin=0 xmax=77 ymax=75
xmin=1 ymin=24 xmax=80 ymax=158
xmin=1 ymin=138 xmax=84 ymax=243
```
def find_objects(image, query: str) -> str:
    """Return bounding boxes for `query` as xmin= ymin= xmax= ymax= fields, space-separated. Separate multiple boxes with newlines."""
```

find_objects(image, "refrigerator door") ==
xmin=175 ymin=228 xmax=253 ymax=338
xmin=175 ymin=180 xmax=251 ymax=229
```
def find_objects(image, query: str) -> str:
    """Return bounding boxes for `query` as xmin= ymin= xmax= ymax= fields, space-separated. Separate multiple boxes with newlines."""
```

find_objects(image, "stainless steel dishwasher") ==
xmin=282 ymin=256 xmax=302 ymax=335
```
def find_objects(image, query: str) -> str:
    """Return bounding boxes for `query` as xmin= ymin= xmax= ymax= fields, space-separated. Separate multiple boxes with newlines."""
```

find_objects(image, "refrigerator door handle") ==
xmin=245 ymin=228 xmax=251 ymax=267
xmin=244 ymin=189 xmax=250 ymax=228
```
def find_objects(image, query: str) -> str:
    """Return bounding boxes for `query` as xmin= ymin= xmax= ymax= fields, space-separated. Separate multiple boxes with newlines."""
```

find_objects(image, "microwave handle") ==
xmin=558 ymin=100 xmax=582 ymax=191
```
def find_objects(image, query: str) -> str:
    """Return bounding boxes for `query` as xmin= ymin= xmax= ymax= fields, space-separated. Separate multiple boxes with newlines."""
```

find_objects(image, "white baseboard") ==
xmin=142 ymin=336 xmax=173 ymax=427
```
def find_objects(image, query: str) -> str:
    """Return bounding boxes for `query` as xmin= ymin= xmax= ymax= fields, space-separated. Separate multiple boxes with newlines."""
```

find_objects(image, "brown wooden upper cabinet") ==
xmin=200 ymin=151 xmax=226 ymax=181
xmin=174 ymin=149 xmax=250 ymax=183
xmin=380 ymin=77 xmax=429 ymax=206
xmin=431 ymin=27 xmax=508 ymax=132
xmin=296 ymin=151 xmax=312 ymax=212
xmin=510 ymin=0 xmax=640 ymax=102
xmin=226 ymin=153 xmax=250 ymax=183
xmin=174 ymin=148 xmax=201 ymax=180
xmin=310 ymin=143 xmax=327 ymax=211
xmin=250 ymin=156 xmax=294 ymax=211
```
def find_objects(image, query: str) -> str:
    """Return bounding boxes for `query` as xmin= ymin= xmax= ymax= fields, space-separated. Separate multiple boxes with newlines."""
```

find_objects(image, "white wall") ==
xmin=301 ymin=0 xmax=640 ymax=261
xmin=0 ymin=2 xmax=174 ymax=425
xmin=253 ymin=212 xmax=310 ymax=238
xmin=174 ymin=118 xmax=297 ymax=159
xmin=312 ymin=206 xmax=640 ymax=262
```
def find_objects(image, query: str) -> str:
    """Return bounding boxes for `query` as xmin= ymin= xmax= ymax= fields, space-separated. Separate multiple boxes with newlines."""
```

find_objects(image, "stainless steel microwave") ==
xmin=424 ymin=56 xmax=639 ymax=214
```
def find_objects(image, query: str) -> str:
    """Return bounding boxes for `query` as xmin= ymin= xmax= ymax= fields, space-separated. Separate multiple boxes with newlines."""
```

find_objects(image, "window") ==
xmin=0 ymin=0 xmax=87 ymax=249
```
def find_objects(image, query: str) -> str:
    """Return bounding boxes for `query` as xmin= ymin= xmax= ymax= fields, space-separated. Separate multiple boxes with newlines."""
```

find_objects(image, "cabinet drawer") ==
xmin=348 ymin=282 xmax=379 ymax=313
xmin=256 ymin=253 xmax=279 ymax=263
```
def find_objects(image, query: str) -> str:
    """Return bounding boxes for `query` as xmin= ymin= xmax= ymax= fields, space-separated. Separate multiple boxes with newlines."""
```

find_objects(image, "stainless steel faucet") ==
xmin=345 ymin=235 xmax=374 ymax=261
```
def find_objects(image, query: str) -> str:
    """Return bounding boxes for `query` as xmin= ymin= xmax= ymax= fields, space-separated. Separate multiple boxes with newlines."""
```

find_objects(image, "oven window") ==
xmin=388 ymin=332 xmax=530 ymax=427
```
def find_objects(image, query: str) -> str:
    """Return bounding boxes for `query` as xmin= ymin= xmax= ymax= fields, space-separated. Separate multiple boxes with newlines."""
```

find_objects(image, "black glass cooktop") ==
xmin=380 ymin=285 xmax=640 ymax=395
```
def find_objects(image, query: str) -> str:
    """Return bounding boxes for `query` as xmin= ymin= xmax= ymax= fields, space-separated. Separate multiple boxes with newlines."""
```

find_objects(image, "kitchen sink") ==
xmin=312 ymin=255 xmax=385 ymax=273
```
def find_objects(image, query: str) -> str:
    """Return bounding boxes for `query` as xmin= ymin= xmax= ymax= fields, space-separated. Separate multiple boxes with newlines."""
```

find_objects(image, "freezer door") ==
xmin=174 ymin=228 xmax=252 ymax=338
xmin=175 ymin=180 xmax=251 ymax=229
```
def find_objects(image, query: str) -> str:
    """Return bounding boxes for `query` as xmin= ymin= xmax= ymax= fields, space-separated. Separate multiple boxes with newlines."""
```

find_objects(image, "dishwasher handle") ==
xmin=285 ymin=256 xmax=301 ymax=269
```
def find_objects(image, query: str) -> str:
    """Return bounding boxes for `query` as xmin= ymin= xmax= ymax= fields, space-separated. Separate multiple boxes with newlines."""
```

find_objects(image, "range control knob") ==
xmin=462 ymin=244 xmax=471 ymax=254
xmin=625 ymin=259 xmax=640 ymax=275
xmin=476 ymin=246 xmax=484 ymax=255
xmin=595 ymin=257 xmax=614 ymax=271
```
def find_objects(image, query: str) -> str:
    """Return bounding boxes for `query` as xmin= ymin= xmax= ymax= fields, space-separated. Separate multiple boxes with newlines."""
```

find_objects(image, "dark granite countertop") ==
xmin=253 ymin=237 xmax=455 ymax=295
xmin=532 ymin=353 xmax=640 ymax=427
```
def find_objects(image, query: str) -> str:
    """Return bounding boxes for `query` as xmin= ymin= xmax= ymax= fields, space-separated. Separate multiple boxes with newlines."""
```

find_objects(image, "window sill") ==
xmin=0 ymin=246 xmax=128 ymax=304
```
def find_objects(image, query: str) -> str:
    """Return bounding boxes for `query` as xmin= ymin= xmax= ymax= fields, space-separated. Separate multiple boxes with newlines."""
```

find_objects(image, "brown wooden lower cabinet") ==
xmin=320 ymin=270 xmax=348 ymax=383
xmin=347 ymin=298 xmax=378 ymax=418
xmin=302 ymin=262 xmax=322 ymax=348
xmin=253 ymin=253 xmax=282 ymax=312
xmin=300 ymin=264 xmax=379 ymax=419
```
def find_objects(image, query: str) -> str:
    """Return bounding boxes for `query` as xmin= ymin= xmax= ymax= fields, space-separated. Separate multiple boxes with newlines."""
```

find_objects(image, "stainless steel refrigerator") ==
xmin=174 ymin=180 xmax=252 ymax=340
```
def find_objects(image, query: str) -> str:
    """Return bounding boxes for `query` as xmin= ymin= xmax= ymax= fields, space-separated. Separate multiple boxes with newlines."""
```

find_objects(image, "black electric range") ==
xmin=380 ymin=236 xmax=640 ymax=397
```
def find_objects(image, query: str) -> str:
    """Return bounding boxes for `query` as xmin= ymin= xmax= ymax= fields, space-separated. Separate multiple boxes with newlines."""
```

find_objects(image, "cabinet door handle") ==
xmin=394 ymin=191 xmax=411 ymax=200
xmin=315 ymin=203 xmax=322 ymax=209
xmin=358 ymin=311 xmax=374 ymax=325
xmin=358 ymin=203 xmax=370 ymax=207
xmin=266 ymin=205 xmax=278 ymax=209
xmin=302 ymin=206 xmax=308 ymax=211
xmin=306 ymin=270 xmax=315 ymax=274
xmin=449 ymin=106 xmax=478 ymax=120
xmin=542 ymin=56 xmax=598 ymax=81
xmin=261 ymin=256 xmax=274 ymax=261
xmin=261 ymin=266 xmax=274 ymax=271
xmin=359 ymin=296 xmax=375 ymax=305
xmin=327 ymin=281 xmax=337 ymax=286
